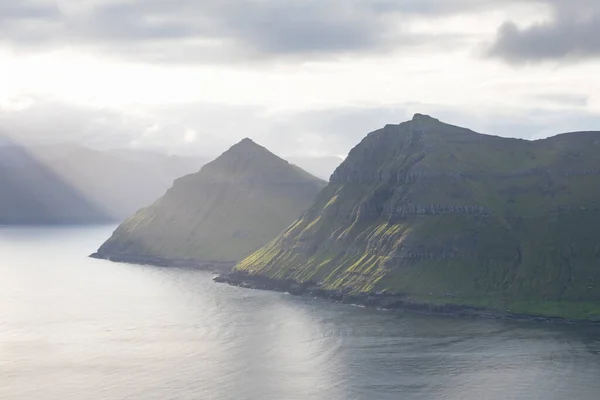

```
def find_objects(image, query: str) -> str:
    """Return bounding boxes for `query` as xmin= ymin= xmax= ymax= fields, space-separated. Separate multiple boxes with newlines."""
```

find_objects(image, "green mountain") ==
xmin=94 ymin=138 xmax=327 ymax=263
xmin=234 ymin=114 xmax=600 ymax=320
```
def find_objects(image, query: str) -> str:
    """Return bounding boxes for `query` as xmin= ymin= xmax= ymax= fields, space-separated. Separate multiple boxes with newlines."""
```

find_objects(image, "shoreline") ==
xmin=214 ymin=271 xmax=600 ymax=325
xmin=89 ymin=252 xmax=236 ymax=273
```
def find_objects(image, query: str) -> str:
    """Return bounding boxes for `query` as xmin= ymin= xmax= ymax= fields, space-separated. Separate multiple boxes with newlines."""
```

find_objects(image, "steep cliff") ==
xmin=94 ymin=139 xmax=326 ymax=263
xmin=235 ymin=114 xmax=600 ymax=319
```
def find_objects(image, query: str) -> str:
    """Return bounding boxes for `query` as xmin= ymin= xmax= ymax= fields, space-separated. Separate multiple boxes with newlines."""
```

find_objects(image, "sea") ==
xmin=1 ymin=225 xmax=599 ymax=400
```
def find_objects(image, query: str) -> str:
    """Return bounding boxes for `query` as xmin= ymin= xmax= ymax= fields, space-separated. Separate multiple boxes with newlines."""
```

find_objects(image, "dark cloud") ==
xmin=488 ymin=0 xmax=600 ymax=63
xmin=0 ymin=1 xmax=61 ymax=44
xmin=0 ymin=1 xmax=57 ymax=20
xmin=370 ymin=0 xmax=499 ymax=15
xmin=6 ymin=1 xmax=599 ymax=64
xmin=0 ymin=0 xmax=500 ymax=62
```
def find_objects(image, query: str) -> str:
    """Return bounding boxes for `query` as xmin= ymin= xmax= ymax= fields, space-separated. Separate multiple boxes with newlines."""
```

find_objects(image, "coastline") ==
xmin=88 ymin=253 xmax=600 ymax=325
xmin=89 ymin=252 xmax=236 ymax=273
xmin=214 ymin=270 xmax=600 ymax=325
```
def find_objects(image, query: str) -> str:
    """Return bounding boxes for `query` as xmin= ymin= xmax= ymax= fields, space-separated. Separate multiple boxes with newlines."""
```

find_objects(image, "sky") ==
xmin=1 ymin=0 xmax=599 ymax=158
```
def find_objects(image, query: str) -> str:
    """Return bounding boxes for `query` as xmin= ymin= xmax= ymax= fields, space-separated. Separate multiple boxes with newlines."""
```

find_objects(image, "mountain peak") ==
xmin=239 ymin=137 xmax=255 ymax=145
xmin=221 ymin=137 xmax=274 ymax=160
xmin=412 ymin=113 xmax=438 ymax=122
xmin=198 ymin=138 xmax=325 ymax=186
xmin=229 ymin=137 xmax=259 ymax=150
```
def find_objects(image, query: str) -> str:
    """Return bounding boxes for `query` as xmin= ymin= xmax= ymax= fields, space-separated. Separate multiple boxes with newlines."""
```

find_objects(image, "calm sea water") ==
xmin=1 ymin=226 xmax=600 ymax=400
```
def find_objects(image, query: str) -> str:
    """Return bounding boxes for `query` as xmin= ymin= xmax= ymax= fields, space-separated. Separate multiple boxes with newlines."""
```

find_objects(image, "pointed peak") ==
xmin=239 ymin=137 xmax=255 ymax=145
xmin=213 ymin=137 xmax=283 ymax=167
xmin=231 ymin=137 xmax=258 ymax=149
xmin=192 ymin=137 xmax=324 ymax=185
xmin=224 ymin=137 xmax=267 ymax=154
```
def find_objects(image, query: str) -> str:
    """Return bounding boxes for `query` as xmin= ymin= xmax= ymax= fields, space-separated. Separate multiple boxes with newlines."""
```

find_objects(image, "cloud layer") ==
xmin=3 ymin=98 xmax=599 ymax=160
xmin=1 ymin=0 xmax=599 ymax=159
xmin=3 ymin=1 xmax=599 ymax=64
xmin=3 ymin=0 xmax=600 ymax=65
xmin=0 ymin=0 xmax=509 ymax=62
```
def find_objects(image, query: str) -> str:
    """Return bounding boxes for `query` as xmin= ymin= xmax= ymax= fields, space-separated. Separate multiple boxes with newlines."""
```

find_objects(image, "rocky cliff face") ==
xmin=95 ymin=139 xmax=326 ymax=263
xmin=235 ymin=114 xmax=600 ymax=319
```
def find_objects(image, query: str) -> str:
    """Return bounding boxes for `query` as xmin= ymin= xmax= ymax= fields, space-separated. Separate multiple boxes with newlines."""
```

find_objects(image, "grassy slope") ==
xmin=236 ymin=116 xmax=600 ymax=320
xmin=98 ymin=139 xmax=326 ymax=262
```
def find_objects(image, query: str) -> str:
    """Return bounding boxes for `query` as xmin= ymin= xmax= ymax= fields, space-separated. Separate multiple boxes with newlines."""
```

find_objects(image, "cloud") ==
xmin=3 ymin=98 xmax=599 ymax=161
xmin=183 ymin=128 xmax=198 ymax=143
xmin=261 ymin=106 xmax=414 ymax=157
xmin=0 ymin=1 xmax=61 ymax=45
xmin=0 ymin=98 xmax=139 ymax=148
xmin=0 ymin=0 xmax=503 ymax=63
xmin=0 ymin=1 xmax=57 ymax=21
xmin=421 ymin=104 xmax=600 ymax=140
xmin=0 ymin=97 xmax=268 ymax=155
xmin=530 ymin=93 xmax=589 ymax=108
xmin=6 ymin=1 xmax=600 ymax=65
xmin=488 ymin=0 xmax=600 ymax=63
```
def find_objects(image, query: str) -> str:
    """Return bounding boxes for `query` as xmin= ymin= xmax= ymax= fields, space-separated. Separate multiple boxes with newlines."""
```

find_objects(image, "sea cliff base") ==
xmin=215 ymin=271 xmax=600 ymax=325
xmin=90 ymin=252 xmax=236 ymax=273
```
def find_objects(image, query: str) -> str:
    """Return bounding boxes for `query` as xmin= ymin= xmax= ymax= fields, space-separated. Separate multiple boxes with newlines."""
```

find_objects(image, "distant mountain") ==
xmin=93 ymin=138 xmax=327 ymax=264
xmin=0 ymin=143 xmax=206 ymax=224
xmin=287 ymin=156 xmax=344 ymax=181
xmin=231 ymin=114 xmax=600 ymax=320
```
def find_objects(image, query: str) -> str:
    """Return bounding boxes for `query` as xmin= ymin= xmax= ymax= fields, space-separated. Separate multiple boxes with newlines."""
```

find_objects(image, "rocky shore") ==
xmin=214 ymin=271 xmax=600 ymax=325
xmin=89 ymin=252 xmax=235 ymax=273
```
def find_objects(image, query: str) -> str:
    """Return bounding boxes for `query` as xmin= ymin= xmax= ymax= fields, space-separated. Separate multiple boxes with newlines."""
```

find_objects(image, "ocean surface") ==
xmin=1 ymin=225 xmax=600 ymax=400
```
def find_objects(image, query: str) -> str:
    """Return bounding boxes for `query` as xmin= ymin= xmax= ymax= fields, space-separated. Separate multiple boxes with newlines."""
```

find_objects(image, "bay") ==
xmin=1 ymin=226 xmax=599 ymax=400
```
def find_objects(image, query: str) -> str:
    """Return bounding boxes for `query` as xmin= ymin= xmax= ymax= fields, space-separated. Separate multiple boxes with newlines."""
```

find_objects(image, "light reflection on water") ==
xmin=1 ymin=226 xmax=599 ymax=400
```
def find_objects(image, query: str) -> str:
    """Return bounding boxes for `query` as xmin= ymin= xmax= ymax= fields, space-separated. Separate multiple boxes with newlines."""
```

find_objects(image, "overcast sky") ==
xmin=1 ymin=0 xmax=599 ymax=158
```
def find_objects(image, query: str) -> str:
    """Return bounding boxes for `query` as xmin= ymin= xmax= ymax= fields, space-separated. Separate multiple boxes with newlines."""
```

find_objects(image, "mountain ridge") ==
xmin=231 ymin=115 xmax=600 ymax=320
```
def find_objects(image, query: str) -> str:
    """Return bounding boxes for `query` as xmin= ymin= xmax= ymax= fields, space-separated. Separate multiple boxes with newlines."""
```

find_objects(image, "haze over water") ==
xmin=1 ymin=226 xmax=599 ymax=400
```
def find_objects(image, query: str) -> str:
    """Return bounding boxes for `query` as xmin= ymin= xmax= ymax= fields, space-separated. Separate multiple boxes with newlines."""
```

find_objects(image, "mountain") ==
xmin=0 ymin=146 xmax=110 ymax=224
xmin=287 ymin=156 xmax=345 ymax=181
xmin=231 ymin=114 xmax=600 ymax=320
xmin=93 ymin=138 xmax=327 ymax=265
xmin=0 ymin=143 xmax=206 ymax=224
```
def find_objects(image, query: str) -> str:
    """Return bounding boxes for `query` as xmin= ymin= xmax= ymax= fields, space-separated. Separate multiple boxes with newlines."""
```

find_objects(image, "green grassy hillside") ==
xmin=96 ymin=139 xmax=326 ymax=262
xmin=236 ymin=114 xmax=600 ymax=320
